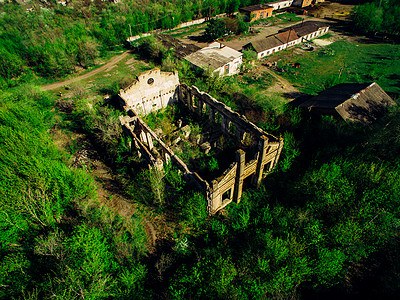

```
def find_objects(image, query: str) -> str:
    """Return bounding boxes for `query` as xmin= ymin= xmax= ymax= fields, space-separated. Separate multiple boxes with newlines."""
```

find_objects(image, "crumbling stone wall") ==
xmin=119 ymin=68 xmax=180 ymax=115
xmin=119 ymin=70 xmax=283 ymax=215
xmin=178 ymin=84 xmax=283 ymax=213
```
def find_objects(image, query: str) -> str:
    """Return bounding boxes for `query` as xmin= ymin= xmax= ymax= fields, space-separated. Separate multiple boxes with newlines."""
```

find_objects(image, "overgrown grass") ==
xmin=277 ymin=40 xmax=400 ymax=96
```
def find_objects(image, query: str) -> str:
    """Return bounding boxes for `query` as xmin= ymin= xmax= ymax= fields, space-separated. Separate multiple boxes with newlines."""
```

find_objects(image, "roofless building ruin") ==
xmin=119 ymin=69 xmax=284 ymax=214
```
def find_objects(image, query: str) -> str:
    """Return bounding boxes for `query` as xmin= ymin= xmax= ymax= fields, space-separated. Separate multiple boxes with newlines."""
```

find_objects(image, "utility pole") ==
xmin=129 ymin=24 xmax=132 ymax=38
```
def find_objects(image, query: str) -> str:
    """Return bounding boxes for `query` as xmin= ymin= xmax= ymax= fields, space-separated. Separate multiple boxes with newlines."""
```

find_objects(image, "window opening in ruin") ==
xmin=263 ymin=161 xmax=272 ymax=175
xmin=215 ymin=112 xmax=221 ymax=124
xmin=229 ymin=122 xmax=236 ymax=135
xmin=147 ymin=78 xmax=154 ymax=85
xmin=222 ymin=189 xmax=231 ymax=201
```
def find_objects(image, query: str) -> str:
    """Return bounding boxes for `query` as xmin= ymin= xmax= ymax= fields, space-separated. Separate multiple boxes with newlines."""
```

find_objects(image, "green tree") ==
xmin=204 ymin=19 xmax=226 ymax=41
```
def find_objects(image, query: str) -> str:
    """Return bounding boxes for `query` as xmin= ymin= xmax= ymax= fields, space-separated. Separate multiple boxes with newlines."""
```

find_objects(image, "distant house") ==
xmin=279 ymin=21 xmax=330 ymax=42
xmin=184 ymin=42 xmax=243 ymax=77
xmin=244 ymin=29 xmax=301 ymax=59
xmin=268 ymin=0 xmax=294 ymax=11
xmin=239 ymin=4 xmax=274 ymax=22
xmin=295 ymin=82 xmax=396 ymax=124
xmin=292 ymin=0 xmax=313 ymax=8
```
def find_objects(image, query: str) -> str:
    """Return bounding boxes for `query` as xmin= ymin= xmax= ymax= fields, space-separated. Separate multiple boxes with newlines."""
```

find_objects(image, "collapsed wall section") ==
xmin=178 ymin=84 xmax=284 ymax=213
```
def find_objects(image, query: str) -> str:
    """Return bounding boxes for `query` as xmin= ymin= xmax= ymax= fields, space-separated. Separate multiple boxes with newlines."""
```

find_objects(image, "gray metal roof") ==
xmin=184 ymin=42 xmax=242 ymax=71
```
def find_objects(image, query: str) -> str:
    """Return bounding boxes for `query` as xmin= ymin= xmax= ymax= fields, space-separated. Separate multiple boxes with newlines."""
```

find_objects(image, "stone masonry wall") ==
xmin=119 ymin=70 xmax=284 ymax=214
xmin=119 ymin=68 xmax=180 ymax=116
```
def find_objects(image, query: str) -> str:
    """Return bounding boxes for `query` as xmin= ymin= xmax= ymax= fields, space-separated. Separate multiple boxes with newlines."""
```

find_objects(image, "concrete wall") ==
xmin=301 ymin=26 xmax=329 ymax=42
xmin=176 ymin=18 xmax=205 ymax=29
xmin=119 ymin=69 xmax=180 ymax=116
xmin=214 ymin=55 xmax=243 ymax=76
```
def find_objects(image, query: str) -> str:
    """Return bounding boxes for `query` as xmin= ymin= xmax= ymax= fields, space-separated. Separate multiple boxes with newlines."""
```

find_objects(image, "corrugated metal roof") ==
xmin=299 ymin=82 xmax=396 ymax=123
xmin=248 ymin=35 xmax=283 ymax=53
xmin=280 ymin=21 xmax=329 ymax=37
xmin=184 ymin=42 xmax=242 ymax=71
xmin=239 ymin=4 xmax=273 ymax=12
xmin=275 ymin=30 xmax=300 ymax=44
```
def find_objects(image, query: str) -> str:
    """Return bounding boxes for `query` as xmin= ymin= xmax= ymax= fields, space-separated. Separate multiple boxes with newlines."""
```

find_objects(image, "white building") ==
xmin=280 ymin=21 xmax=330 ymax=42
xmin=184 ymin=42 xmax=243 ymax=77
xmin=244 ymin=29 xmax=301 ymax=59
xmin=246 ymin=21 xmax=330 ymax=59
xmin=268 ymin=0 xmax=294 ymax=11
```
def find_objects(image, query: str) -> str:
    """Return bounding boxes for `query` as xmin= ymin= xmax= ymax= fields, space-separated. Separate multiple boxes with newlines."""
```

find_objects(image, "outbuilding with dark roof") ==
xmin=239 ymin=4 xmax=274 ymax=21
xmin=280 ymin=21 xmax=330 ymax=41
xmin=296 ymin=82 xmax=396 ymax=124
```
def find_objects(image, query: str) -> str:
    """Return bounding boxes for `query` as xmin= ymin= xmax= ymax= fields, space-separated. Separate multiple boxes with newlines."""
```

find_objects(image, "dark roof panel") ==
xmin=249 ymin=35 xmax=283 ymax=52
xmin=240 ymin=4 xmax=273 ymax=12
xmin=280 ymin=21 xmax=329 ymax=37
xmin=299 ymin=82 xmax=396 ymax=124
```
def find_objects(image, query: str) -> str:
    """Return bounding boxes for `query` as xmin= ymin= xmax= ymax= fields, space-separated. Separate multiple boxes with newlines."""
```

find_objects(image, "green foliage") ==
xmin=208 ymin=156 xmax=219 ymax=172
xmin=204 ymin=19 xmax=227 ymax=41
xmin=137 ymin=36 xmax=168 ymax=64
xmin=353 ymin=0 xmax=400 ymax=35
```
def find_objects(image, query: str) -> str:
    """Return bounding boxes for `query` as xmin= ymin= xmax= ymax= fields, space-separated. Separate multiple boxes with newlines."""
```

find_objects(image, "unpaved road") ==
xmin=42 ymin=50 xmax=133 ymax=91
xmin=261 ymin=65 xmax=301 ymax=99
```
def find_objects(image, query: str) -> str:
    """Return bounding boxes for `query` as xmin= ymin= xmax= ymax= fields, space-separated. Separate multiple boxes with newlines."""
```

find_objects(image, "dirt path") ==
xmin=260 ymin=65 xmax=302 ymax=99
xmin=42 ymin=50 xmax=133 ymax=91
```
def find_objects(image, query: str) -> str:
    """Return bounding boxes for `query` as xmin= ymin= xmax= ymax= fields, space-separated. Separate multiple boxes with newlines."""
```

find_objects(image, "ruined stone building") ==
xmin=119 ymin=69 xmax=284 ymax=214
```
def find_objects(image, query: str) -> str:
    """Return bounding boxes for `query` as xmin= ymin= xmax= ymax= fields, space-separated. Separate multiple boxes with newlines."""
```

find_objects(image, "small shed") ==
xmin=296 ymin=82 xmax=396 ymax=124
xmin=239 ymin=4 xmax=274 ymax=22
xmin=184 ymin=42 xmax=243 ymax=77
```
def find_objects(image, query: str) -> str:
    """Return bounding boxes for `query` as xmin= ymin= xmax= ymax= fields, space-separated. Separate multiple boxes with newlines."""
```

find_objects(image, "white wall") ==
xmin=119 ymin=69 xmax=180 ymax=115
xmin=301 ymin=26 xmax=330 ymax=42
xmin=258 ymin=45 xmax=284 ymax=59
xmin=269 ymin=0 xmax=294 ymax=10
xmin=215 ymin=55 xmax=243 ymax=76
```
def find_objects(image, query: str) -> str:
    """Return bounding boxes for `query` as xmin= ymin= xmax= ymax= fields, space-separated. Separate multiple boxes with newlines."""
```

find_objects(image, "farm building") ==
xmin=296 ymin=82 xmax=396 ymax=124
xmin=184 ymin=42 xmax=243 ymax=77
xmin=267 ymin=0 xmax=294 ymax=10
xmin=239 ymin=4 xmax=274 ymax=22
xmin=243 ymin=29 xmax=300 ymax=59
xmin=280 ymin=21 xmax=329 ymax=42
xmin=292 ymin=0 xmax=313 ymax=8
